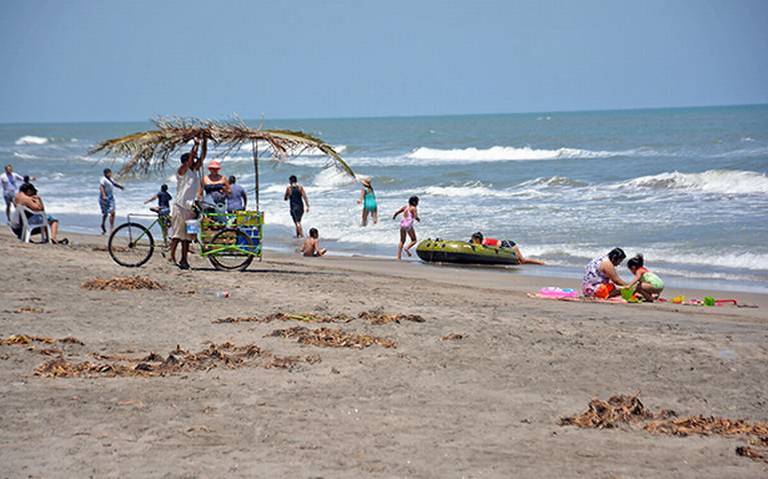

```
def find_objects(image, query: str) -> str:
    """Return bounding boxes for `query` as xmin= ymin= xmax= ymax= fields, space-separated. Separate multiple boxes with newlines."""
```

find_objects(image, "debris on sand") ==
xmin=560 ymin=393 xmax=768 ymax=463
xmin=1 ymin=334 xmax=55 ymax=346
xmin=270 ymin=326 xmax=396 ymax=349
xmin=559 ymin=393 xmax=672 ymax=429
xmin=14 ymin=307 xmax=45 ymax=314
xmin=81 ymin=276 xmax=162 ymax=291
xmin=441 ymin=333 xmax=465 ymax=341
xmin=358 ymin=311 xmax=425 ymax=325
xmin=214 ymin=312 xmax=354 ymax=324
xmin=34 ymin=342 xmax=317 ymax=378
xmin=644 ymin=416 xmax=768 ymax=437
xmin=736 ymin=446 xmax=768 ymax=463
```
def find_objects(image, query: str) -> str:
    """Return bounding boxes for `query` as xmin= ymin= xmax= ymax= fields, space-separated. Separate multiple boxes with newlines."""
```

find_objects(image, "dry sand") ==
xmin=1 ymin=229 xmax=767 ymax=478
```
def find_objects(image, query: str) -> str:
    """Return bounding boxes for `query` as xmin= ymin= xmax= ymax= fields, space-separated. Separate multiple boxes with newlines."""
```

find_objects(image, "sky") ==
xmin=1 ymin=0 xmax=767 ymax=123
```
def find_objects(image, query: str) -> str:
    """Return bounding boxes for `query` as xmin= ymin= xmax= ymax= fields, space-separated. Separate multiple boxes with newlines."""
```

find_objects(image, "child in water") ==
xmin=301 ymin=228 xmax=327 ymax=257
xmin=627 ymin=254 xmax=665 ymax=302
xmin=393 ymin=196 xmax=420 ymax=260
xmin=357 ymin=178 xmax=378 ymax=226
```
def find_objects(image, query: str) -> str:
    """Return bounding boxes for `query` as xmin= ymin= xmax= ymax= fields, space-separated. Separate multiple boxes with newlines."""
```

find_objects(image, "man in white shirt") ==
xmin=99 ymin=168 xmax=124 ymax=234
xmin=2 ymin=164 xmax=25 ymax=222
xmin=170 ymin=137 xmax=206 ymax=270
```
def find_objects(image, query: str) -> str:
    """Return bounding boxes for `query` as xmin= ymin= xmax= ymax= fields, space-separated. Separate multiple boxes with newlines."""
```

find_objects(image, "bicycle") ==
xmin=107 ymin=204 xmax=262 ymax=271
xmin=107 ymin=211 xmax=171 ymax=268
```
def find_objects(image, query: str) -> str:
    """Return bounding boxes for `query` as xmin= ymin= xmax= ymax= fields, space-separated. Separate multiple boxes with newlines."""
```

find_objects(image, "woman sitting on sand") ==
xmin=201 ymin=160 xmax=229 ymax=210
xmin=582 ymin=248 xmax=628 ymax=298
xmin=626 ymin=254 xmax=664 ymax=302
xmin=469 ymin=232 xmax=545 ymax=265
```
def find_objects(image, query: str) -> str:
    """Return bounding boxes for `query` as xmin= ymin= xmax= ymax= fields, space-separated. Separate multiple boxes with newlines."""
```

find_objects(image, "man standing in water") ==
xmin=99 ymin=168 xmax=124 ymax=234
xmin=170 ymin=138 xmax=206 ymax=270
xmin=284 ymin=175 xmax=309 ymax=238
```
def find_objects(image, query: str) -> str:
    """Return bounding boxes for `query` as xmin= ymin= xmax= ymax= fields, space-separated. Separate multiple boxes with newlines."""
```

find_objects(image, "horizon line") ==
xmin=2 ymin=101 xmax=766 ymax=126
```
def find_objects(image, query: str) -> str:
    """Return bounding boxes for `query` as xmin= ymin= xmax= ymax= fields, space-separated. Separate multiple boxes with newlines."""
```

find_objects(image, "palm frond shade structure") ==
xmin=90 ymin=117 xmax=356 ymax=210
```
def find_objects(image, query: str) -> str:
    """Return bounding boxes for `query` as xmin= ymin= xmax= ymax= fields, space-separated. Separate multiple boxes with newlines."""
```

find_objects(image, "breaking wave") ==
xmin=615 ymin=170 xmax=768 ymax=195
xmin=406 ymin=145 xmax=622 ymax=162
xmin=15 ymin=135 xmax=49 ymax=145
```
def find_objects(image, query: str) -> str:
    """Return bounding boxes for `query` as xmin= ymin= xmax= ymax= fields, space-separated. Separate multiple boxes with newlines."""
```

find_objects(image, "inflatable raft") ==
xmin=416 ymin=239 xmax=519 ymax=265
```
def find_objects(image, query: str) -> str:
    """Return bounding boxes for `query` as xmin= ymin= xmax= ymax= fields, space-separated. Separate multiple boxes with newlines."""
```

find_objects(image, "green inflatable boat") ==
xmin=416 ymin=239 xmax=519 ymax=265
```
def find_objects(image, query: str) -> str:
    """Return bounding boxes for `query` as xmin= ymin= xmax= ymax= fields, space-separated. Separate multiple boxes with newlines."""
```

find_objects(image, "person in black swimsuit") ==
xmin=284 ymin=175 xmax=309 ymax=238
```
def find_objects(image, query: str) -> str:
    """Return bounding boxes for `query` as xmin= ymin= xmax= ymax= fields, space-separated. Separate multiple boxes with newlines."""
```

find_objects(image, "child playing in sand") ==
xmin=301 ymin=228 xmax=327 ymax=257
xmin=627 ymin=254 xmax=665 ymax=302
xmin=393 ymin=196 xmax=420 ymax=260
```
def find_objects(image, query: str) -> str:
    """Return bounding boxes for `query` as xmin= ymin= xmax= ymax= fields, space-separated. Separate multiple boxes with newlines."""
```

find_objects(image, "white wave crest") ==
xmin=15 ymin=135 xmax=49 ymax=145
xmin=13 ymin=152 xmax=38 ymax=160
xmin=311 ymin=167 xmax=358 ymax=190
xmin=616 ymin=170 xmax=768 ymax=195
xmin=406 ymin=145 xmax=618 ymax=162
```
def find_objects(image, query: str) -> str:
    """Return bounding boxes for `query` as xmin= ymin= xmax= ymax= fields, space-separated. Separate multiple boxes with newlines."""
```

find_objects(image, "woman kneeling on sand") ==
xmin=582 ymin=248 xmax=628 ymax=298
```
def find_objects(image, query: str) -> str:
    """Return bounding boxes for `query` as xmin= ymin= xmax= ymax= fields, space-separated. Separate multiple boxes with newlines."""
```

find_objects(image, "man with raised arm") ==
xmin=169 ymin=137 xmax=206 ymax=270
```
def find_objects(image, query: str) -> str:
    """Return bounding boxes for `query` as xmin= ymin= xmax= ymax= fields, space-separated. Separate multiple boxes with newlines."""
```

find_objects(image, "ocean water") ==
xmin=2 ymin=105 xmax=767 ymax=292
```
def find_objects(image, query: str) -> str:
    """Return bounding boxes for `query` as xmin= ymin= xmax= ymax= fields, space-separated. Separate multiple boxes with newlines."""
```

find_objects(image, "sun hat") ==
xmin=208 ymin=160 xmax=221 ymax=170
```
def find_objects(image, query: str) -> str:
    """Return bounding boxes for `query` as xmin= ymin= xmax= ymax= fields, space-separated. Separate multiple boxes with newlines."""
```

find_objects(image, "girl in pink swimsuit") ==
xmin=393 ymin=196 xmax=420 ymax=260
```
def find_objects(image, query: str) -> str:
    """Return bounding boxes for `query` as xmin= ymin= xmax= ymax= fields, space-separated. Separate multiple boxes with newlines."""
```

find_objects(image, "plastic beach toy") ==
xmin=538 ymin=287 xmax=579 ymax=299
xmin=703 ymin=296 xmax=716 ymax=306
xmin=671 ymin=295 xmax=686 ymax=304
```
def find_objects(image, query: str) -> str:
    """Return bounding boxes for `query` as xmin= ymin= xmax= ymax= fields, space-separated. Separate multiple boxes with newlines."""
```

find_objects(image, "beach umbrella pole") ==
xmin=252 ymin=140 xmax=259 ymax=211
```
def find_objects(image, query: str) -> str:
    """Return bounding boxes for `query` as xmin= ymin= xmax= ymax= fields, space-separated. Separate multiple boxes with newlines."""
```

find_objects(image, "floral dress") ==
xmin=582 ymin=255 xmax=609 ymax=297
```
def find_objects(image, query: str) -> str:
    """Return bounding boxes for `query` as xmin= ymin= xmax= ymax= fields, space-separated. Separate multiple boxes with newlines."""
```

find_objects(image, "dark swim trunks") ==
xmin=290 ymin=204 xmax=304 ymax=223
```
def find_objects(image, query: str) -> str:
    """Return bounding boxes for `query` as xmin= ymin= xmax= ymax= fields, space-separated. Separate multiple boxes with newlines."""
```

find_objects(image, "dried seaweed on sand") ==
xmin=1 ymin=334 xmax=56 ymax=346
xmin=358 ymin=311 xmax=425 ymax=325
xmin=14 ymin=307 xmax=44 ymax=314
xmin=561 ymin=393 xmax=768 ymax=463
xmin=441 ymin=333 xmax=465 ymax=341
xmin=644 ymin=416 xmax=768 ymax=437
xmin=270 ymin=326 xmax=396 ymax=349
xmin=34 ymin=342 xmax=317 ymax=378
xmin=81 ymin=276 xmax=162 ymax=291
xmin=213 ymin=312 xmax=353 ymax=324
xmin=559 ymin=393 xmax=672 ymax=429
xmin=736 ymin=446 xmax=768 ymax=463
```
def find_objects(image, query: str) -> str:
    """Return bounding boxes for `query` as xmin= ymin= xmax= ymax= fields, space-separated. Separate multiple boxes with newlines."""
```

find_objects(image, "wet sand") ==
xmin=1 ymin=230 xmax=767 ymax=478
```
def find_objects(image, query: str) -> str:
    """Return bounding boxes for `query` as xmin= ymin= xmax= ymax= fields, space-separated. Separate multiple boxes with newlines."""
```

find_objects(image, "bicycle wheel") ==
xmin=108 ymin=222 xmax=155 ymax=267
xmin=207 ymin=228 xmax=254 ymax=272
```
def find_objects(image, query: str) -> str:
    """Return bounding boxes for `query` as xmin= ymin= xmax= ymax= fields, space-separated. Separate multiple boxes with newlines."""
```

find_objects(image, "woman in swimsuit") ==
xmin=201 ymin=160 xmax=229 ymax=211
xmin=582 ymin=248 xmax=628 ymax=298
xmin=393 ymin=196 xmax=420 ymax=260
xmin=357 ymin=177 xmax=378 ymax=226
xmin=627 ymin=254 xmax=664 ymax=302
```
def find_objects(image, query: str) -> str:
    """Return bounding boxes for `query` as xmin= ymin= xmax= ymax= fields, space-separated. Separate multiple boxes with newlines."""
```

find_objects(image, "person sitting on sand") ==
xmin=11 ymin=183 xmax=65 ymax=244
xmin=393 ymin=196 xmax=420 ymax=260
xmin=357 ymin=177 xmax=378 ymax=226
xmin=300 ymin=228 xmax=326 ymax=257
xmin=284 ymin=175 xmax=309 ymax=238
xmin=469 ymin=232 xmax=545 ymax=265
xmin=626 ymin=254 xmax=665 ymax=302
xmin=201 ymin=160 xmax=229 ymax=211
xmin=582 ymin=248 xmax=628 ymax=298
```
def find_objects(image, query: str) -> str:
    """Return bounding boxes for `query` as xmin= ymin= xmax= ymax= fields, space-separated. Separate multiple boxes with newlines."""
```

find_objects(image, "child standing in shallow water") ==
xmin=627 ymin=254 xmax=665 ymax=302
xmin=393 ymin=196 xmax=420 ymax=260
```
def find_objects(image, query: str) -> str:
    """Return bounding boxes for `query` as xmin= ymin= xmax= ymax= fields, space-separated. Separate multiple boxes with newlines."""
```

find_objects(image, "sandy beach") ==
xmin=1 ymin=229 xmax=766 ymax=478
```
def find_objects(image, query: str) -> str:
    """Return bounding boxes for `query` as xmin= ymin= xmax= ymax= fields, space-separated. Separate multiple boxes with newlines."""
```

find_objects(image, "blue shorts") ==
xmin=100 ymin=196 xmax=115 ymax=215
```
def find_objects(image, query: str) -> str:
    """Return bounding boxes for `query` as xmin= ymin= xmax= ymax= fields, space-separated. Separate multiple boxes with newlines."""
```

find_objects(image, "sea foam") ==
xmin=406 ymin=145 xmax=619 ymax=162
xmin=15 ymin=135 xmax=49 ymax=145
xmin=615 ymin=170 xmax=768 ymax=195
